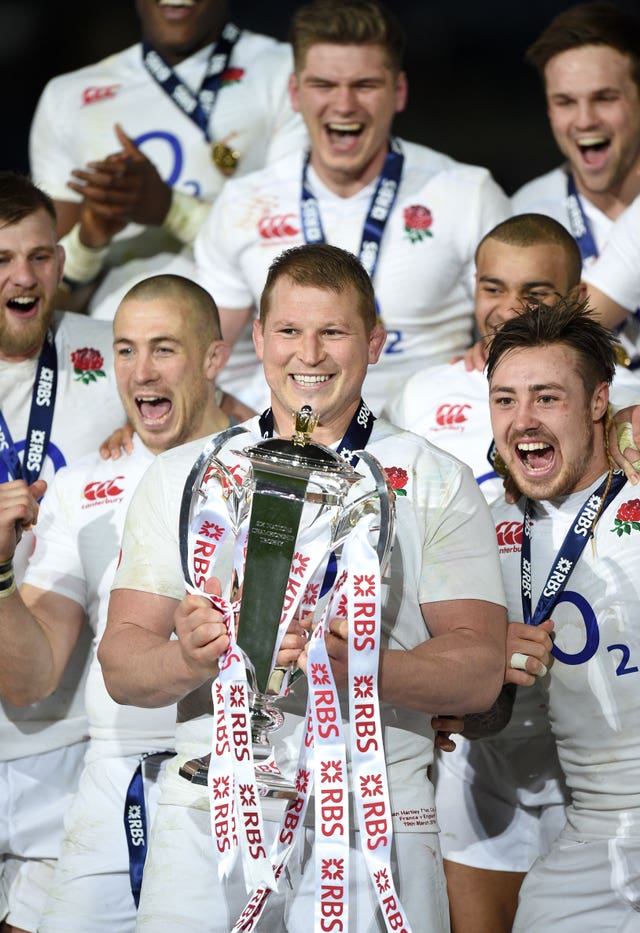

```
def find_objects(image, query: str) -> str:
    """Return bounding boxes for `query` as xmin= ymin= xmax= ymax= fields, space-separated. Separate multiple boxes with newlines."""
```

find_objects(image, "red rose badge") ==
xmin=221 ymin=67 xmax=245 ymax=86
xmin=384 ymin=466 xmax=408 ymax=497
xmin=403 ymin=205 xmax=433 ymax=243
xmin=71 ymin=347 xmax=106 ymax=385
xmin=611 ymin=499 xmax=640 ymax=536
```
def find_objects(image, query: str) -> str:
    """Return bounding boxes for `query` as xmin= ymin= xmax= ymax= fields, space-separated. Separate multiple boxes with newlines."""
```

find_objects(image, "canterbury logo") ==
xmin=495 ymin=521 xmax=523 ymax=547
xmin=83 ymin=477 xmax=125 ymax=501
xmin=82 ymin=85 xmax=121 ymax=106
xmin=435 ymin=403 xmax=471 ymax=426
xmin=258 ymin=214 xmax=300 ymax=239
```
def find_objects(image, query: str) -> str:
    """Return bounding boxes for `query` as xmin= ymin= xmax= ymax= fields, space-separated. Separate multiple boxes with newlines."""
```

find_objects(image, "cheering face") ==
xmin=253 ymin=278 xmax=386 ymax=446
xmin=474 ymin=239 xmax=577 ymax=338
xmin=135 ymin=0 xmax=228 ymax=65
xmin=289 ymin=43 xmax=407 ymax=196
xmin=0 ymin=209 xmax=63 ymax=362
xmin=113 ymin=296 xmax=222 ymax=454
xmin=545 ymin=44 xmax=640 ymax=202
xmin=489 ymin=343 xmax=609 ymax=500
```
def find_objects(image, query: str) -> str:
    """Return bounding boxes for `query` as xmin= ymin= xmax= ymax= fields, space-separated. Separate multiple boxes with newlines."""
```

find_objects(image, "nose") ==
xmin=332 ymin=83 xmax=358 ymax=114
xmin=512 ymin=398 xmax=541 ymax=434
xmin=132 ymin=350 xmax=159 ymax=384
xmin=298 ymin=332 xmax=325 ymax=366
xmin=574 ymin=97 xmax=598 ymax=128
xmin=10 ymin=256 xmax=37 ymax=288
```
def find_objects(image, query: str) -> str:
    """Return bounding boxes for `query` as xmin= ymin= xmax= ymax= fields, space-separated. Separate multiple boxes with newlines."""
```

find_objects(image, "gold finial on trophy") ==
xmin=292 ymin=405 xmax=319 ymax=447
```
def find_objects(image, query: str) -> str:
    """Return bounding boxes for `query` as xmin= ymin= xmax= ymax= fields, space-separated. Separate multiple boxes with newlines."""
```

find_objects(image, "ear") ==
xmin=591 ymin=381 xmax=609 ymax=422
xmin=395 ymin=71 xmax=408 ymax=114
xmin=252 ymin=318 xmax=265 ymax=361
xmin=368 ymin=323 xmax=387 ymax=364
xmin=289 ymin=72 xmax=300 ymax=113
xmin=203 ymin=339 xmax=230 ymax=380
xmin=571 ymin=280 xmax=588 ymax=302
xmin=56 ymin=243 xmax=65 ymax=286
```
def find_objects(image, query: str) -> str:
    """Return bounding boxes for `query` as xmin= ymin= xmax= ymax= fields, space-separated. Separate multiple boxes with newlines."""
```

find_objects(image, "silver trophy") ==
xmin=178 ymin=406 xmax=395 ymax=798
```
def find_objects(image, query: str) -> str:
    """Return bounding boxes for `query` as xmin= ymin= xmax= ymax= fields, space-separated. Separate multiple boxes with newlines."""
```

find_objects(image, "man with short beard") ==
xmin=0 ymin=173 xmax=123 ymax=933
xmin=488 ymin=300 xmax=640 ymax=931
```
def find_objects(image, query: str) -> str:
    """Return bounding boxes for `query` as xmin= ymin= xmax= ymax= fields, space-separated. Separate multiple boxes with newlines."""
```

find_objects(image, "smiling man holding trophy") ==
xmin=100 ymin=244 xmax=508 ymax=932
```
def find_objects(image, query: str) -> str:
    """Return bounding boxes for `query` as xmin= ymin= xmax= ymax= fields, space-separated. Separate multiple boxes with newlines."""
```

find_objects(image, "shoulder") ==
xmin=37 ymin=44 xmax=138 ymax=96
xmin=511 ymin=166 xmax=566 ymax=210
xmin=234 ymin=30 xmax=294 ymax=69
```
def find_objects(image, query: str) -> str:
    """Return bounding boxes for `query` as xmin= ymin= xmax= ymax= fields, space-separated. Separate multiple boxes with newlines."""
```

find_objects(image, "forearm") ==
xmin=98 ymin=622 xmax=214 ymax=708
xmin=0 ymin=591 xmax=58 ymax=705
xmin=378 ymin=626 xmax=504 ymax=716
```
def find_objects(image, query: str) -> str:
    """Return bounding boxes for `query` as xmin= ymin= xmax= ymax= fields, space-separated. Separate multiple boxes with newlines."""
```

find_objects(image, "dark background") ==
xmin=2 ymin=0 xmax=638 ymax=196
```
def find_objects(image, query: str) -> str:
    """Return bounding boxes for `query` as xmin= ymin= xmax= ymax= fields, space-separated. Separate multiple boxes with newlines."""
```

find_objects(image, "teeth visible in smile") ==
xmin=517 ymin=442 xmax=549 ymax=451
xmin=158 ymin=0 xmax=195 ymax=7
xmin=577 ymin=136 xmax=608 ymax=147
xmin=327 ymin=122 xmax=362 ymax=133
xmin=292 ymin=374 xmax=331 ymax=386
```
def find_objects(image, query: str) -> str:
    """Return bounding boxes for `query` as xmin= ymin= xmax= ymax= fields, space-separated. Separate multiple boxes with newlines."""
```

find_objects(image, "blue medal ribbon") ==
xmin=142 ymin=22 xmax=241 ymax=142
xmin=300 ymin=139 xmax=404 ymax=285
xmin=259 ymin=399 xmax=376 ymax=594
xmin=124 ymin=751 xmax=174 ymax=908
xmin=521 ymin=470 xmax=626 ymax=626
xmin=0 ymin=329 xmax=57 ymax=485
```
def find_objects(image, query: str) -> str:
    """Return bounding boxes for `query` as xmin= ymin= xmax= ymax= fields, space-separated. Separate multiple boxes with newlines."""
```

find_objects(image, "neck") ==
xmin=571 ymin=162 xmax=640 ymax=220
xmin=309 ymin=147 xmax=389 ymax=199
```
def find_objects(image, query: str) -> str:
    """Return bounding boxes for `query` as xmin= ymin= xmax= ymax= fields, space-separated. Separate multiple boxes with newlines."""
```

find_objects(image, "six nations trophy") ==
xmin=176 ymin=405 xmax=405 ymax=927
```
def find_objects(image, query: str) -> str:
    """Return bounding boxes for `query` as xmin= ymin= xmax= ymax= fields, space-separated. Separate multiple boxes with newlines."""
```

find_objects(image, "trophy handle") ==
xmin=352 ymin=450 xmax=396 ymax=570
xmin=179 ymin=425 xmax=250 ymax=586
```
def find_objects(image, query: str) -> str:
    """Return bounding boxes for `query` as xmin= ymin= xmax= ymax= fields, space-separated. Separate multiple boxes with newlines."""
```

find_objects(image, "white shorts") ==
xmin=513 ymin=832 xmax=640 ymax=931
xmin=435 ymin=734 xmax=568 ymax=872
xmin=40 ymin=753 xmax=168 ymax=933
xmin=137 ymin=798 xmax=450 ymax=932
xmin=0 ymin=741 xmax=87 ymax=931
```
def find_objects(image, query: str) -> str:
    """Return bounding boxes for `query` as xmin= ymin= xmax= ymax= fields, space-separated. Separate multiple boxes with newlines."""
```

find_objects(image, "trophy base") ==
xmin=179 ymin=752 xmax=298 ymax=800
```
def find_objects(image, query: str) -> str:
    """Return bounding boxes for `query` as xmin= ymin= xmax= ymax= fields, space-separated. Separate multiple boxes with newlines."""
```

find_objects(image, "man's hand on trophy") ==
xmin=320 ymin=617 xmax=350 ymax=689
xmin=175 ymin=576 xmax=230 ymax=681
xmin=275 ymin=615 xmax=312 ymax=669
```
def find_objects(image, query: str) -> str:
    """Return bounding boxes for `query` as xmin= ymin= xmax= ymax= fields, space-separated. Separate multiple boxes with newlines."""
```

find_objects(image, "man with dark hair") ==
xmin=0 ymin=172 xmax=124 ymax=933
xmin=100 ymin=242 xmax=508 ymax=932
xmin=0 ymin=274 xmax=230 ymax=933
xmin=29 ymin=0 xmax=307 ymax=321
xmin=193 ymin=0 xmax=510 ymax=411
xmin=513 ymin=1 xmax=640 ymax=362
xmin=486 ymin=299 xmax=640 ymax=930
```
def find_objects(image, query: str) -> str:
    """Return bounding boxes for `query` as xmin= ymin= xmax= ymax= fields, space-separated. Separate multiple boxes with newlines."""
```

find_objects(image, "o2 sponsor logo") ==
xmin=552 ymin=590 xmax=638 ymax=676
xmin=0 ymin=440 xmax=65 ymax=484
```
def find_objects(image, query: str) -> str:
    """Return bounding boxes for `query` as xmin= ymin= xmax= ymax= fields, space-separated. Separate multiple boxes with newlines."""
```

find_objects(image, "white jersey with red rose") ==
xmin=29 ymin=31 xmax=307 ymax=322
xmin=22 ymin=435 xmax=176 ymax=758
xmin=112 ymin=414 xmax=506 ymax=826
xmin=0 ymin=311 xmax=124 ymax=759
xmin=494 ymin=475 xmax=640 ymax=839
xmin=512 ymin=166 xmax=640 ymax=359
xmin=193 ymin=142 xmax=510 ymax=411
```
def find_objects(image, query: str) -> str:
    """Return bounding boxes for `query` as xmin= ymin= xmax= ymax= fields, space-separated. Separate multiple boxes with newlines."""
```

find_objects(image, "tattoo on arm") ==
xmin=461 ymin=683 xmax=516 ymax=740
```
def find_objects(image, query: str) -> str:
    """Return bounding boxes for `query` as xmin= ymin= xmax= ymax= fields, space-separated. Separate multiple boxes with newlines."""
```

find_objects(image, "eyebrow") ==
xmin=113 ymin=336 xmax=181 ymax=346
xmin=478 ymin=275 xmax=559 ymax=289
xmin=489 ymin=381 xmax=565 ymax=395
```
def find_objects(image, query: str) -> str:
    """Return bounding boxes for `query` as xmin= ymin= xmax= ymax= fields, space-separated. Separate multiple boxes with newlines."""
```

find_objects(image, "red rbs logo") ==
xmin=82 ymin=85 xmax=121 ymax=106
xmin=258 ymin=214 xmax=299 ymax=239
xmin=495 ymin=521 xmax=523 ymax=548
xmin=84 ymin=477 xmax=125 ymax=501
xmin=436 ymin=403 xmax=470 ymax=427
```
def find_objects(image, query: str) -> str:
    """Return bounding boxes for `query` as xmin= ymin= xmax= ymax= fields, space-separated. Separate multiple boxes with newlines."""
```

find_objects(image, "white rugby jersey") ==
xmin=194 ymin=142 xmax=510 ymax=411
xmin=0 ymin=312 xmax=124 ymax=758
xmin=494 ymin=476 xmax=640 ymax=838
xmin=30 ymin=31 xmax=307 ymax=321
xmin=23 ymin=437 xmax=176 ymax=758
xmin=584 ymin=196 xmax=640 ymax=314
